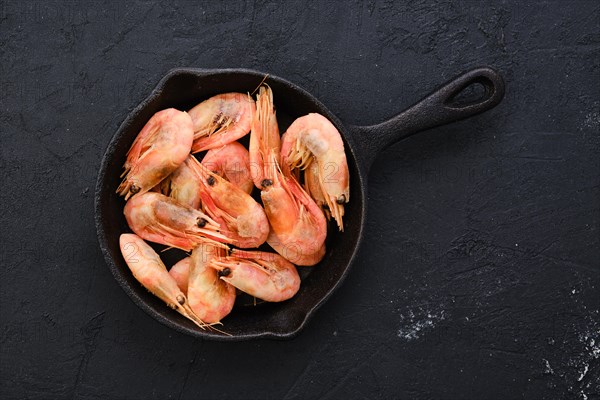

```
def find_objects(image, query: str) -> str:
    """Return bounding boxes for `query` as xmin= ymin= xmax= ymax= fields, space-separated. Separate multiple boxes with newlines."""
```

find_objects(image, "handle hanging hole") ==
xmin=445 ymin=78 xmax=494 ymax=109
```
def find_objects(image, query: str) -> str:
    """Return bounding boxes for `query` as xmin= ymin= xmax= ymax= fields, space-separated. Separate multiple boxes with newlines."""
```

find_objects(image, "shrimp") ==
xmin=281 ymin=113 xmax=350 ymax=231
xmin=187 ymin=244 xmax=236 ymax=323
xmin=261 ymin=171 xmax=327 ymax=266
xmin=188 ymin=93 xmax=255 ymax=153
xmin=201 ymin=142 xmax=253 ymax=194
xmin=186 ymin=156 xmax=270 ymax=249
xmin=119 ymin=233 xmax=208 ymax=329
xmin=250 ymin=86 xmax=327 ymax=265
xmin=249 ymin=85 xmax=280 ymax=189
xmin=124 ymin=192 xmax=232 ymax=252
xmin=117 ymin=108 xmax=194 ymax=200
xmin=156 ymin=156 xmax=202 ymax=209
xmin=169 ymin=257 xmax=191 ymax=294
xmin=209 ymin=249 xmax=300 ymax=302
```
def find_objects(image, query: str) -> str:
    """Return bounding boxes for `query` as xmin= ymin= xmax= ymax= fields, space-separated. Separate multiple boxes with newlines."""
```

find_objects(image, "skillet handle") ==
xmin=350 ymin=67 xmax=505 ymax=171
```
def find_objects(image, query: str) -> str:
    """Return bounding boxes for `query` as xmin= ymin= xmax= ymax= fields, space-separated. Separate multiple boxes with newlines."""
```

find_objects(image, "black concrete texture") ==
xmin=1 ymin=1 xmax=599 ymax=399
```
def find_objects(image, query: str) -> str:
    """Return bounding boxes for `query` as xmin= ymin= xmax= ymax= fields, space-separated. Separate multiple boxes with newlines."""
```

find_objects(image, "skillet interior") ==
xmin=95 ymin=68 xmax=367 ymax=340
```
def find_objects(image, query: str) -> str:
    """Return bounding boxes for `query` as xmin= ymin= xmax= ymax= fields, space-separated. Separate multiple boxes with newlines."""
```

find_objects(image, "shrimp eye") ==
xmin=261 ymin=179 xmax=273 ymax=188
xmin=130 ymin=184 xmax=140 ymax=194
xmin=336 ymin=194 xmax=346 ymax=204
xmin=197 ymin=217 xmax=208 ymax=228
xmin=176 ymin=294 xmax=185 ymax=305
xmin=218 ymin=267 xmax=231 ymax=277
xmin=207 ymin=176 xmax=216 ymax=186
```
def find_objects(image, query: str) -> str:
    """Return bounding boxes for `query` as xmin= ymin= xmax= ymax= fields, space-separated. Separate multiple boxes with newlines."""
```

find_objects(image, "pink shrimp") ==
xmin=187 ymin=244 xmax=236 ymax=323
xmin=188 ymin=93 xmax=255 ymax=153
xmin=262 ymin=170 xmax=327 ymax=266
xmin=156 ymin=157 xmax=202 ymax=209
xmin=123 ymin=192 xmax=232 ymax=251
xmin=201 ymin=142 xmax=253 ymax=194
xmin=117 ymin=108 xmax=194 ymax=200
xmin=119 ymin=233 xmax=208 ymax=329
xmin=186 ymin=156 xmax=270 ymax=249
xmin=169 ymin=257 xmax=191 ymax=294
xmin=281 ymin=113 xmax=350 ymax=231
xmin=209 ymin=249 xmax=301 ymax=302
xmin=250 ymin=86 xmax=327 ymax=265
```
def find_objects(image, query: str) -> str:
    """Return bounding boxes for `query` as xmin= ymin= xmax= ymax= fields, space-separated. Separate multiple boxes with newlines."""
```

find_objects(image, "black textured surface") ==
xmin=1 ymin=1 xmax=599 ymax=399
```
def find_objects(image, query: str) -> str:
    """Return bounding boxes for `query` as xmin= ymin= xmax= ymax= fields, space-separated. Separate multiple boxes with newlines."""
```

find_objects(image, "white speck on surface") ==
xmin=577 ymin=363 xmax=589 ymax=382
xmin=542 ymin=359 xmax=554 ymax=375
xmin=397 ymin=308 xmax=445 ymax=341
xmin=580 ymin=327 xmax=600 ymax=359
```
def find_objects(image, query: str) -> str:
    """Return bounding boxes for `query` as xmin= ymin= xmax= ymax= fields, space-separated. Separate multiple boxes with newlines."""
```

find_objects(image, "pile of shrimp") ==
xmin=116 ymin=86 xmax=349 ymax=333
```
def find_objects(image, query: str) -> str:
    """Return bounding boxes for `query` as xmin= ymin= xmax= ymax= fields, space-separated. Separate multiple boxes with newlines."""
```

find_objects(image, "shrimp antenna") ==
xmin=250 ymin=74 xmax=270 ymax=96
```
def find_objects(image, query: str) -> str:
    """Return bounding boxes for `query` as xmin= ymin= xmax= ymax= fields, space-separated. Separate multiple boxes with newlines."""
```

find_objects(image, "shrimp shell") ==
xmin=124 ymin=192 xmax=231 ymax=252
xmin=304 ymin=160 xmax=330 ymax=219
xmin=189 ymin=93 xmax=255 ymax=153
xmin=119 ymin=233 xmax=209 ymax=329
xmin=117 ymin=108 xmax=194 ymax=200
xmin=201 ymin=142 xmax=254 ymax=194
xmin=209 ymin=249 xmax=301 ymax=302
xmin=281 ymin=113 xmax=350 ymax=231
xmin=187 ymin=244 xmax=236 ymax=324
xmin=169 ymin=257 xmax=191 ymax=294
xmin=186 ymin=156 xmax=270 ymax=249
xmin=156 ymin=157 xmax=203 ymax=209
xmin=260 ymin=153 xmax=327 ymax=266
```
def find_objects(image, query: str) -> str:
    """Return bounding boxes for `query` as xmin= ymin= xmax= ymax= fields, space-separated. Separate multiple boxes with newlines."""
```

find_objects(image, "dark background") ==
xmin=1 ymin=1 xmax=599 ymax=399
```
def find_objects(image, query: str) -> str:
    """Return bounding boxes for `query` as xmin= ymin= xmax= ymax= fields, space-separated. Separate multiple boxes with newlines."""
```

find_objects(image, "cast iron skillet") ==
xmin=95 ymin=67 xmax=504 ymax=341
